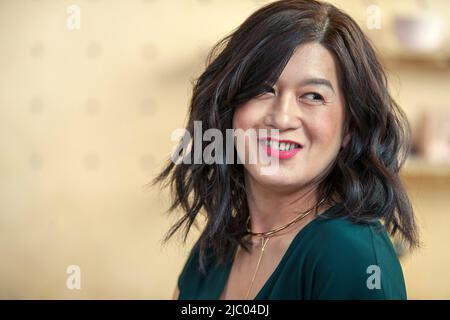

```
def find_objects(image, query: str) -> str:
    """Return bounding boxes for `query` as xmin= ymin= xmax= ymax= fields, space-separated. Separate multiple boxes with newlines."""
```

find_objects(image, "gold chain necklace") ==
xmin=243 ymin=197 xmax=326 ymax=300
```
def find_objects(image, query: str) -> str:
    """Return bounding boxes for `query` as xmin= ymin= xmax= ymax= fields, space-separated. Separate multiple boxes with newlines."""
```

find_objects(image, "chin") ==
xmin=249 ymin=166 xmax=309 ymax=191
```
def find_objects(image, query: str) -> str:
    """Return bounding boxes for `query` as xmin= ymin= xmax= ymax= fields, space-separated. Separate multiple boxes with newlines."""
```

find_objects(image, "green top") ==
xmin=177 ymin=203 xmax=407 ymax=300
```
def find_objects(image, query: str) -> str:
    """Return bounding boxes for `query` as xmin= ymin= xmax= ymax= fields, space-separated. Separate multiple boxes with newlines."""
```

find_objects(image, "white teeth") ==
xmin=263 ymin=140 xmax=300 ymax=151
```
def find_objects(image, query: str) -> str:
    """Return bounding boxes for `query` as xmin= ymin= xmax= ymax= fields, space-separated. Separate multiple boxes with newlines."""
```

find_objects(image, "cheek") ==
xmin=232 ymin=108 xmax=243 ymax=130
xmin=232 ymin=103 xmax=258 ymax=130
xmin=232 ymin=104 xmax=259 ymax=166
xmin=310 ymin=111 xmax=344 ymax=146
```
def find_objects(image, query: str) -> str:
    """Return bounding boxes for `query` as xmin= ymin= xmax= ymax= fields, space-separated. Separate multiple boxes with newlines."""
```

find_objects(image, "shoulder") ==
xmin=299 ymin=216 xmax=406 ymax=299
xmin=303 ymin=216 xmax=385 ymax=280
xmin=308 ymin=215 xmax=382 ymax=258
xmin=177 ymin=242 xmax=202 ymax=292
xmin=177 ymin=240 xmax=223 ymax=296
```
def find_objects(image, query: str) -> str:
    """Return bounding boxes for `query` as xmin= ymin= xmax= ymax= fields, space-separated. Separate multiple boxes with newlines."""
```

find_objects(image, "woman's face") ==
xmin=232 ymin=42 xmax=350 ymax=193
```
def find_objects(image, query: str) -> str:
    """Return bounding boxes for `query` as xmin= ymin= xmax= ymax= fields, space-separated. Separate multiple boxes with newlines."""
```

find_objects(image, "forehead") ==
xmin=276 ymin=42 xmax=340 ymax=88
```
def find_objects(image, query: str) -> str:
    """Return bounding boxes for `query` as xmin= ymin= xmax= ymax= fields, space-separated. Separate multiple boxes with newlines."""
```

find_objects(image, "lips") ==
xmin=258 ymin=137 xmax=303 ymax=159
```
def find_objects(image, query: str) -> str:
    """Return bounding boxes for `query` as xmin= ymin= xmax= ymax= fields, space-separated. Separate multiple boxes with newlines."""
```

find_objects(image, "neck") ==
xmin=245 ymin=175 xmax=329 ymax=235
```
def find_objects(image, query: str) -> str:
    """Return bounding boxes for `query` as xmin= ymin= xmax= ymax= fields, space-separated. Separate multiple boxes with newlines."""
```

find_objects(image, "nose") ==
xmin=263 ymin=92 xmax=302 ymax=131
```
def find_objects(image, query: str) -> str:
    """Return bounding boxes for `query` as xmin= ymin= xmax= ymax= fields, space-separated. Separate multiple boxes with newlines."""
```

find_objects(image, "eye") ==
xmin=301 ymin=92 xmax=325 ymax=104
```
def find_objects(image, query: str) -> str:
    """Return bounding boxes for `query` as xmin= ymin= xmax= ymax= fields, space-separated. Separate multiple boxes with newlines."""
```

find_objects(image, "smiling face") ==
xmin=232 ymin=42 xmax=350 ymax=193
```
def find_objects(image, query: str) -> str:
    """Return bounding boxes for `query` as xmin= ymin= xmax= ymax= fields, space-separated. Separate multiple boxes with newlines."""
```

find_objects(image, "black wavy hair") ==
xmin=152 ymin=0 xmax=419 ymax=274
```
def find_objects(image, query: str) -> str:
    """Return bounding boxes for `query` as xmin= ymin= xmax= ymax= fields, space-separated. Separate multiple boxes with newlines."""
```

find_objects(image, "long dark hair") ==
xmin=152 ymin=0 xmax=419 ymax=274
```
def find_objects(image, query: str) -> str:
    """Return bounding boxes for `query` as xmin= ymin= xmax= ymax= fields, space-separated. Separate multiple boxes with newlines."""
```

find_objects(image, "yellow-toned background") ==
xmin=0 ymin=0 xmax=449 ymax=299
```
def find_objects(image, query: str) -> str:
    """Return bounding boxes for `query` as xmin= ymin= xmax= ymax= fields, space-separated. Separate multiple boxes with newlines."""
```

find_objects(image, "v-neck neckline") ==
xmin=216 ymin=203 xmax=341 ymax=300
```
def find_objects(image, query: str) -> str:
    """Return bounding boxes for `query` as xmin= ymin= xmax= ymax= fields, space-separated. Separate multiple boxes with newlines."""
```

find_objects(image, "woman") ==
xmin=154 ymin=0 xmax=419 ymax=300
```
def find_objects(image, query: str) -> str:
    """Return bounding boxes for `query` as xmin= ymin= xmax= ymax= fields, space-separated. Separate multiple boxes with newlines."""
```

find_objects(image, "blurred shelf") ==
xmin=381 ymin=52 xmax=450 ymax=69
xmin=401 ymin=155 xmax=450 ymax=179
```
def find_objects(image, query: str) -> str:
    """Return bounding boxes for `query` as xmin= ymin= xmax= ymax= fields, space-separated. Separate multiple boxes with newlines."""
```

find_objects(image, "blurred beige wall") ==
xmin=0 ymin=0 xmax=449 ymax=299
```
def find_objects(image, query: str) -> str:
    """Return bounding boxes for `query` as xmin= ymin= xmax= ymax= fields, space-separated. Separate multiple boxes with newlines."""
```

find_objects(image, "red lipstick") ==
xmin=258 ymin=137 xmax=303 ymax=159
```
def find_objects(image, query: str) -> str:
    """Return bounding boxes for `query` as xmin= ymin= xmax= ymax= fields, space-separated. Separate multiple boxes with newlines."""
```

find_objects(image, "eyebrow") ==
xmin=299 ymin=78 xmax=335 ymax=93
